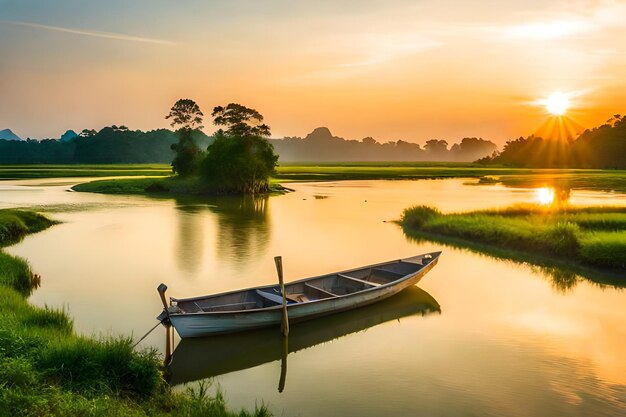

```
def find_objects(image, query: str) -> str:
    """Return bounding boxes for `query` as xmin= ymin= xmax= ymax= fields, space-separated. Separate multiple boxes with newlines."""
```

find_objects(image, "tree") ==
xmin=212 ymin=103 xmax=270 ymax=137
xmin=202 ymin=104 xmax=278 ymax=193
xmin=165 ymin=99 xmax=204 ymax=130
xmin=424 ymin=139 xmax=449 ymax=160
xmin=202 ymin=133 xmax=278 ymax=193
xmin=165 ymin=99 xmax=204 ymax=176
xmin=361 ymin=137 xmax=377 ymax=145
xmin=79 ymin=129 xmax=97 ymax=138
xmin=450 ymin=137 xmax=498 ymax=162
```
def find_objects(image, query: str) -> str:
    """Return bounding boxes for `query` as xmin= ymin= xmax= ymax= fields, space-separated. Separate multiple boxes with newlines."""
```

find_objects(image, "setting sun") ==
xmin=539 ymin=92 xmax=571 ymax=116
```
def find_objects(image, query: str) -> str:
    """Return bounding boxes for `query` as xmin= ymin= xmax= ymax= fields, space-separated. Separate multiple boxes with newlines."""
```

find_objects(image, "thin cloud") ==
xmin=503 ymin=19 xmax=595 ymax=41
xmin=4 ymin=21 xmax=174 ymax=45
xmin=337 ymin=34 xmax=442 ymax=68
xmin=338 ymin=40 xmax=442 ymax=68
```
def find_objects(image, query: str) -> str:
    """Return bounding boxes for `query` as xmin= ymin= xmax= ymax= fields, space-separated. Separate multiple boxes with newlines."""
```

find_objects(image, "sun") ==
xmin=536 ymin=92 xmax=571 ymax=116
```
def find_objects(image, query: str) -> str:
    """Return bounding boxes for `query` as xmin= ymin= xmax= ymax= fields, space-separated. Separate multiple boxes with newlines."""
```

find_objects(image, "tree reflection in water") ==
xmin=174 ymin=203 xmax=204 ymax=275
xmin=209 ymin=195 xmax=270 ymax=267
xmin=174 ymin=195 xmax=270 ymax=275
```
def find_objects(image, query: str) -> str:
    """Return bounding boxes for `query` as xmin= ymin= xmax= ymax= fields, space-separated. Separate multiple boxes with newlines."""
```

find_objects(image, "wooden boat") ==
xmin=166 ymin=286 xmax=440 ymax=385
xmin=157 ymin=251 xmax=441 ymax=338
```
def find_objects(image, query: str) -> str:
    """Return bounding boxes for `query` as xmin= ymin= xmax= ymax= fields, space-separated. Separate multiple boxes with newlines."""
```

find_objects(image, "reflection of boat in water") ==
xmin=158 ymin=252 xmax=441 ymax=337
xmin=167 ymin=285 xmax=440 ymax=386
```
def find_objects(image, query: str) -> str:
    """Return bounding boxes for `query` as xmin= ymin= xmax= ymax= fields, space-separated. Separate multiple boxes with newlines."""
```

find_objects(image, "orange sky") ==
xmin=1 ymin=1 xmax=626 ymax=145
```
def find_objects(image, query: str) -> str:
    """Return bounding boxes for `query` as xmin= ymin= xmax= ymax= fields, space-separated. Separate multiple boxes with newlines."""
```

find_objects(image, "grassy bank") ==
xmin=0 ymin=209 xmax=270 ymax=416
xmin=72 ymin=176 xmax=290 ymax=196
xmin=56 ymin=164 xmax=626 ymax=195
xmin=0 ymin=164 xmax=171 ymax=179
xmin=400 ymin=205 xmax=626 ymax=285
xmin=0 ymin=163 xmax=620 ymax=197
xmin=274 ymin=165 xmax=626 ymax=192
xmin=274 ymin=163 xmax=537 ymax=182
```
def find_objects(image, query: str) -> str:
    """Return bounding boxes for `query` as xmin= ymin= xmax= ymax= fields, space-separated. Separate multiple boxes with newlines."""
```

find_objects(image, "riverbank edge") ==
xmin=0 ymin=209 xmax=270 ymax=416
xmin=71 ymin=176 xmax=292 ymax=197
xmin=64 ymin=165 xmax=626 ymax=196
xmin=398 ymin=205 xmax=626 ymax=287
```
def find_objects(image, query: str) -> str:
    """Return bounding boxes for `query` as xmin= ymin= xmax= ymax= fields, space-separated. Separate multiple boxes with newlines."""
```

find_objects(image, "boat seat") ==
xmin=256 ymin=289 xmax=299 ymax=304
xmin=200 ymin=301 xmax=258 ymax=312
xmin=304 ymin=283 xmax=337 ymax=298
xmin=288 ymin=293 xmax=310 ymax=303
xmin=337 ymin=273 xmax=381 ymax=287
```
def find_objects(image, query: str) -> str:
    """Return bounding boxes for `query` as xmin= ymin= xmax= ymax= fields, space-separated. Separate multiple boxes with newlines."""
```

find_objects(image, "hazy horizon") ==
xmin=2 ymin=0 xmax=626 ymax=144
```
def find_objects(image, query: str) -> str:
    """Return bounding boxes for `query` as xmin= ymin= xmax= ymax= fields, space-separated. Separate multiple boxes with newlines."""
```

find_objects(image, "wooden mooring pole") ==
xmin=274 ymin=256 xmax=289 ymax=336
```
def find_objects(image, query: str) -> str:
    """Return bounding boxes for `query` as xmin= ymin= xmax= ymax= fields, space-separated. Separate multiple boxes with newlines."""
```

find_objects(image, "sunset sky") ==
xmin=1 ymin=0 xmax=626 ymax=145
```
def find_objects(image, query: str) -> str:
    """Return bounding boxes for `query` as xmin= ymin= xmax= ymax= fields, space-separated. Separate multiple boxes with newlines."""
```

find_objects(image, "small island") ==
xmin=400 ymin=204 xmax=626 ymax=286
xmin=74 ymin=100 xmax=282 ymax=197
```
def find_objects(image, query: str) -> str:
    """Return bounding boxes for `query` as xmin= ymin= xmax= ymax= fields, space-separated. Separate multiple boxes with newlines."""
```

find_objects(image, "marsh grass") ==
xmin=273 ymin=164 xmax=533 ymax=182
xmin=0 ymin=252 xmax=37 ymax=296
xmin=73 ymin=176 xmax=290 ymax=196
xmin=0 ymin=209 xmax=271 ymax=416
xmin=73 ymin=176 xmax=202 ymax=194
xmin=274 ymin=165 xmax=626 ymax=193
xmin=579 ymin=231 xmax=626 ymax=269
xmin=0 ymin=164 xmax=171 ymax=179
xmin=169 ymin=381 xmax=272 ymax=417
xmin=0 ymin=209 xmax=56 ymax=246
xmin=38 ymin=337 xmax=161 ymax=398
xmin=400 ymin=204 xmax=626 ymax=284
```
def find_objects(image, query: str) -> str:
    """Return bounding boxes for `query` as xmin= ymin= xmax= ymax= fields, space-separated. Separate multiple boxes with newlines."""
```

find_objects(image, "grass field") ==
xmin=0 ymin=209 xmax=270 ymax=416
xmin=3 ymin=163 xmax=621 ymax=196
xmin=0 ymin=164 xmax=172 ymax=179
xmin=274 ymin=164 xmax=626 ymax=191
xmin=400 ymin=205 xmax=626 ymax=287
xmin=72 ymin=176 xmax=290 ymax=196
xmin=2 ymin=162 xmax=626 ymax=192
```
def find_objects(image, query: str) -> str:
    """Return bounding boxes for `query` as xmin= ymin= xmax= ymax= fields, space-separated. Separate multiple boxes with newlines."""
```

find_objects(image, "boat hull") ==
xmin=167 ymin=286 xmax=440 ymax=384
xmin=168 ymin=254 xmax=439 ymax=338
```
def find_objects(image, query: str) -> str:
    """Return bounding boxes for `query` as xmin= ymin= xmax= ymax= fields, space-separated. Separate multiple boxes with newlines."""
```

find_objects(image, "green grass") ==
xmin=2 ymin=163 xmax=623 ymax=195
xmin=400 ymin=204 xmax=626 ymax=285
xmin=0 ymin=209 xmax=57 ymax=246
xmin=0 ymin=164 xmax=171 ymax=179
xmin=0 ymin=210 xmax=56 ymax=295
xmin=0 ymin=252 xmax=39 ymax=296
xmin=63 ymin=164 xmax=626 ymax=198
xmin=0 ymin=209 xmax=271 ymax=416
xmin=492 ymin=171 xmax=626 ymax=193
xmin=274 ymin=164 xmax=626 ymax=192
xmin=72 ymin=176 xmax=290 ymax=196
xmin=2 ymin=163 xmax=625 ymax=192
xmin=274 ymin=163 xmax=534 ymax=182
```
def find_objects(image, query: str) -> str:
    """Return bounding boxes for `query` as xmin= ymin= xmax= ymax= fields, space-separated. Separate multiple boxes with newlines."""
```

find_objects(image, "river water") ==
xmin=3 ymin=178 xmax=625 ymax=416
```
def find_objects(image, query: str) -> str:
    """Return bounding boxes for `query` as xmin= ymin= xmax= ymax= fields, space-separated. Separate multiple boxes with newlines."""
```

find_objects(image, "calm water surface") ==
xmin=3 ymin=178 xmax=626 ymax=416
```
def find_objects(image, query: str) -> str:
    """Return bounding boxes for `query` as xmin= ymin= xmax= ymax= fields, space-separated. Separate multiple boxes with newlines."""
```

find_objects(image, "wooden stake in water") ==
xmin=164 ymin=325 xmax=172 ymax=366
xmin=157 ymin=283 xmax=171 ymax=324
xmin=278 ymin=335 xmax=288 ymax=392
xmin=274 ymin=256 xmax=289 ymax=336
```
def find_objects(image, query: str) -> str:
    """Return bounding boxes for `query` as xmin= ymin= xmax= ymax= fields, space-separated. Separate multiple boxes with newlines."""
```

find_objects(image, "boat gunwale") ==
xmin=169 ymin=252 xmax=441 ymax=317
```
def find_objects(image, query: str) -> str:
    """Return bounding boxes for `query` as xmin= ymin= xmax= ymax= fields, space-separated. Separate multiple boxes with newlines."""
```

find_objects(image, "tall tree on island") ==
xmin=203 ymin=103 xmax=278 ymax=193
xmin=165 ymin=99 xmax=204 ymax=176
xmin=212 ymin=103 xmax=271 ymax=137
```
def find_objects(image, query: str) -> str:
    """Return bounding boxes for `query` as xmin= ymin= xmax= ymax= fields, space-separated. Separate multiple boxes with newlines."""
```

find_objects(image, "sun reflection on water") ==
xmin=536 ymin=187 xmax=556 ymax=205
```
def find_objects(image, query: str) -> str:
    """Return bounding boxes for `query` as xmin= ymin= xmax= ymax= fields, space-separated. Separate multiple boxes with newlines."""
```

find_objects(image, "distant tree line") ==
xmin=479 ymin=115 xmax=626 ymax=168
xmin=0 ymin=127 xmax=211 ymax=164
xmin=2 ymin=114 xmax=624 ymax=168
xmin=271 ymin=127 xmax=498 ymax=162
xmin=0 ymin=125 xmax=497 ymax=165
